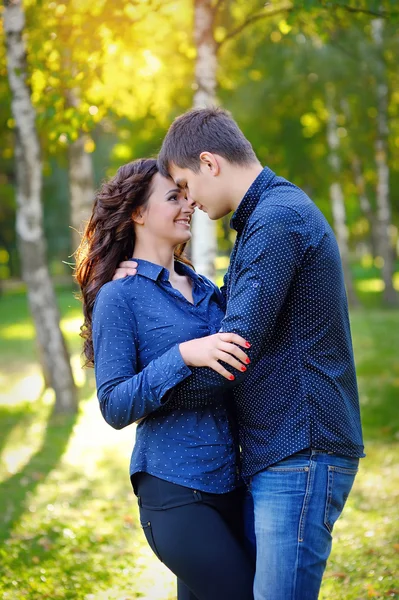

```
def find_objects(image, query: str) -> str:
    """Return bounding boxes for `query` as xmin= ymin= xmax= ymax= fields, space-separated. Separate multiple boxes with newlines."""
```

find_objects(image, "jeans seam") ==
xmin=267 ymin=467 xmax=309 ymax=473
xmin=298 ymin=459 xmax=315 ymax=543
xmin=328 ymin=466 xmax=358 ymax=475
xmin=141 ymin=521 xmax=163 ymax=562
xmin=324 ymin=465 xmax=357 ymax=534
xmin=324 ymin=468 xmax=334 ymax=534
xmin=293 ymin=528 xmax=301 ymax=599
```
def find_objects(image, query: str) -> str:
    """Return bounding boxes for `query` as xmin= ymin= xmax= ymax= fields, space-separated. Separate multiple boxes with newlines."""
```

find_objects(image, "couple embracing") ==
xmin=75 ymin=107 xmax=364 ymax=600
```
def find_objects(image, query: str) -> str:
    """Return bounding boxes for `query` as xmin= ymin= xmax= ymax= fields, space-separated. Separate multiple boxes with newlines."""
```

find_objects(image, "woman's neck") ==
xmin=133 ymin=241 xmax=176 ymax=275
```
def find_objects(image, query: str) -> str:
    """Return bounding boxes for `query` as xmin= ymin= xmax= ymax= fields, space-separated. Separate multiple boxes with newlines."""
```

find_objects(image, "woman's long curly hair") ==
xmin=74 ymin=158 xmax=192 ymax=367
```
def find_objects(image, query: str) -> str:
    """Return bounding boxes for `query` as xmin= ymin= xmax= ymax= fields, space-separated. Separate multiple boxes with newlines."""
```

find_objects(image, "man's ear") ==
xmin=131 ymin=209 xmax=145 ymax=226
xmin=199 ymin=152 xmax=220 ymax=176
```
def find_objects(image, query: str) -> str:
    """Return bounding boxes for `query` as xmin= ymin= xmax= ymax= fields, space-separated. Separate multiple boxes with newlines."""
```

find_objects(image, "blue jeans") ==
xmin=245 ymin=449 xmax=359 ymax=600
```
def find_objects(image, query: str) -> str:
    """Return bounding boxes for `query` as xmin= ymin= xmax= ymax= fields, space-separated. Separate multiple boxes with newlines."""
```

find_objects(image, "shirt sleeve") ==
xmin=166 ymin=204 xmax=307 ymax=401
xmin=92 ymin=282 xmax=192 ymax=429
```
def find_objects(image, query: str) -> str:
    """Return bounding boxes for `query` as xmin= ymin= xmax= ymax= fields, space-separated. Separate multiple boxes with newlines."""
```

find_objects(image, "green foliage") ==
xmin=0 ymin=0 xmax=398 ymax=283
xmin=217 ymin=1 xmax=399 ymax=267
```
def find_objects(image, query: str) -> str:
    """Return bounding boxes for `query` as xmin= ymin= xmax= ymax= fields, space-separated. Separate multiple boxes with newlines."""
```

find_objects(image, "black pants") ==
xmin=135 ymin=473 xmax=255 ymax=600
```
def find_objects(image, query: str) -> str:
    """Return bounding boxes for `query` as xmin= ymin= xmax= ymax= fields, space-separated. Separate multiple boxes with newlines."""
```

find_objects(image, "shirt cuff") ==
xmin=158 ymin=344 xmax=192 ymax=405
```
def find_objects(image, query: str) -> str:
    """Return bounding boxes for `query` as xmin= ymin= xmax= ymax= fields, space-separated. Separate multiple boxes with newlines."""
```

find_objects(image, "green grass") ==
xmin=0 ymin=287 xmax=398 ymax=599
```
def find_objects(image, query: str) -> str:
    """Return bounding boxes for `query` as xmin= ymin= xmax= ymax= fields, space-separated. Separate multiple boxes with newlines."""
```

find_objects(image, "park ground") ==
xmin=0 ymin=285 xmax=398 ymax=600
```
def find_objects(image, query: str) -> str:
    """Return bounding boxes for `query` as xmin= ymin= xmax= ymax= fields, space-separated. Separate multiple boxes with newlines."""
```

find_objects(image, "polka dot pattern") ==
xmin=92 ymin=259 xmax=240 ymax=493
xmin=168 ymin=167 xmax=364 ymax=479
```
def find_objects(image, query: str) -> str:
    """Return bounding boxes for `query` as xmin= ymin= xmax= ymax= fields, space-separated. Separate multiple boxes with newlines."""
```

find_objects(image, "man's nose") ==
xmin=185 ymin=192 xmax=196 ymax=209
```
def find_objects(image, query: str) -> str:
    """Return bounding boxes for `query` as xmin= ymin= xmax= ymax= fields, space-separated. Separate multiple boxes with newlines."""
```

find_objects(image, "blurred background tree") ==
xmin=0 ymin=2 xmax=399 ymax=599
xmin=1 ymin=0 xmax=398 ymax=402
xmin=0 ymin=0 xmax=397 ymax=288
xmin=1 ymin=0 xmax=396 ymax=292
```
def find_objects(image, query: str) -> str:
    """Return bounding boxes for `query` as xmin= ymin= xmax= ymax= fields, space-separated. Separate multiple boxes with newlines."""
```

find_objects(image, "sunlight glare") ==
xmin=0 ymin=371 xmax=43 ymax=405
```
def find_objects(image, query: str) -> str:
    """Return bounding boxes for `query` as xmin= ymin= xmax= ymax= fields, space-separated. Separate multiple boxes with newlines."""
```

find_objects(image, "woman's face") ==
xmin=135 ymin=173 xmax=195 ymax=246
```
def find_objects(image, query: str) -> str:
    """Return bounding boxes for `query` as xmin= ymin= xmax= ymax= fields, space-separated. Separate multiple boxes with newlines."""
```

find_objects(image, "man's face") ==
xmin=169 ymin=162 xmax=231 ymax=220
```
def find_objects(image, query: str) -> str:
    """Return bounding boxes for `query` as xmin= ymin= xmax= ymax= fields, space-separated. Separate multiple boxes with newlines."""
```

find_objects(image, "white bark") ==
xmin=192 ymin=0 xmax=218 ymax=280
xmin=351 ymin=156 xmax=378 ymax=258
xmin=371 ymin=17 xmax=397 ymax=306
xmin=66 ymin=89 xmax=95 ymax=253
xmin=326 ymin=86 xmax=359 ymax=307
xmin=4 ymin=0 xmax=77 ymax=413
xmin=68 ymin=135 xmax=95 ymax=253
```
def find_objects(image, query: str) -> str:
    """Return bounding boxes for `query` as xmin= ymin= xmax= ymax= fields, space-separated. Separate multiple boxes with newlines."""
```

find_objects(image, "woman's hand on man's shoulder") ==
xmin=112 ymin=260 xmax=138 ymax=280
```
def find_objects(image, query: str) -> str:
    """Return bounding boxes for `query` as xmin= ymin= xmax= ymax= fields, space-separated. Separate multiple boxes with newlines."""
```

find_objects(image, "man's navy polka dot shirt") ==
xmin=167 ymin=167 xmax=365 ymax=478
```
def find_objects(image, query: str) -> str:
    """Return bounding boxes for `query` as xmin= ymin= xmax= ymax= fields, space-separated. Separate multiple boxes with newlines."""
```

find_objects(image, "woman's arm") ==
xmin=93 ymin=282 xmax=249 ymax=428
xmin=93 ymin=282 xmax=192 ymax=429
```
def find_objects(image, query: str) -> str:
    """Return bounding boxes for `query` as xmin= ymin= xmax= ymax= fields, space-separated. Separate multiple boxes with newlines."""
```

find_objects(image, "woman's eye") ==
xmin=168 ymin=195 xmax=178 ymax=202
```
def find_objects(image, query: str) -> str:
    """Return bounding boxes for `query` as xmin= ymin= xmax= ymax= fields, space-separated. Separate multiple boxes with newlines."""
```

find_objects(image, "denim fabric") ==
xmin=247 ymin=449 xmax=358 ymax=600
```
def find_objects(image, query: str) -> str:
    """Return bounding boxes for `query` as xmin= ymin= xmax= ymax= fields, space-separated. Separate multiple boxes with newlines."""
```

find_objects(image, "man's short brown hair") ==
xmin=157 ymin=106 xmax=258 ymax=177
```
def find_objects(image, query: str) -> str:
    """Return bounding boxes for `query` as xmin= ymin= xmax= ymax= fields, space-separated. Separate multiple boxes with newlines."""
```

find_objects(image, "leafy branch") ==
xmin=217 ymin=3 xmax=294 ymax=50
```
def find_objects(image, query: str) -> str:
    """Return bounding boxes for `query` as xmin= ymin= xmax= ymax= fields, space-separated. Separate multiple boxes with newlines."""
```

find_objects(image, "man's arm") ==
xmin=167 ymin=204 xmax=307 ymax=401
xmin=93 ymin=281 xmax=250 ymax=425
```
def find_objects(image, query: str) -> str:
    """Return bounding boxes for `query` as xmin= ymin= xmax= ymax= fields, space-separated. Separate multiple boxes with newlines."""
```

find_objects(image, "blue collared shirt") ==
xmin=167 ymin=167 xmax=365 ymax=478
xmin=92 ymin=259 xmax=240 ymax=493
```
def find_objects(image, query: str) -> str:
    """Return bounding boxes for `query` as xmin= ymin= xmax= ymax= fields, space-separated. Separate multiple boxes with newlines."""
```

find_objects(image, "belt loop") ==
xmin=137 ymin=495 xmax=142 ymax=507
xmin=193 ymin=489 xmax=202 ymax=502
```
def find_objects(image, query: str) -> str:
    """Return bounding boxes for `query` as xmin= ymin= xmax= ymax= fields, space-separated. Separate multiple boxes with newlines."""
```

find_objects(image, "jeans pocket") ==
xmin=141 ymin=520 xmax=163 ymax=562
xmin=265 ymin=450 xmax=312 ymax=472
xmin=324 ymin=466 xmax=358 ymax=533
xmin=267 ymin=466 xmax=309 ymax=472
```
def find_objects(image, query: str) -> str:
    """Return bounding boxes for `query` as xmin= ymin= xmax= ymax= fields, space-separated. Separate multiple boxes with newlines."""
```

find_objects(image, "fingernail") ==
xmin=245 ymin=358 xmax=250 ymax=364
xmin=245 ymin=342 xmax=251 ymax=348
xmin=241 ymin=366 xmax=247 ymax=372
xmin=229 ymin=375 xmax=235 ymax=381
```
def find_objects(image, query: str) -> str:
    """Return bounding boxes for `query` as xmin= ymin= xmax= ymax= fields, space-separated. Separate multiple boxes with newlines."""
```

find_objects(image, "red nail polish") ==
xmin=241 ymin=366 xmax=247 ymax=372
xmin=245 ymin=342 xmax=251 ymax=348
xmin=245 ymin=358 xmax=250 ymax=364
xmin=229 ymin=375 xmax=235 ymax=381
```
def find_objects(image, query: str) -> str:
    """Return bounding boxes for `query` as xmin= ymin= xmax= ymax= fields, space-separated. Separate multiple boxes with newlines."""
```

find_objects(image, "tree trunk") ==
xmin=325 ymin=85 xmax=359 ymax=307
xmin=351 ymin=156 xmax=379 ymax=259
xmin=4 ymin=0 xmax=77 ymax=413
xmin=371 ymin=17 xmax=397 ymax=306
xmin=66 ymin=90 xmax=95 ymax=254
xmin=68 ymin=135 xmax=95 ymax=254
xmin=191 ymin=0 xmax=218 ymax=280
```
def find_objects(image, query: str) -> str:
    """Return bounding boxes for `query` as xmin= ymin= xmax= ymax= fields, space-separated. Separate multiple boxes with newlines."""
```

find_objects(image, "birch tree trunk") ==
xmin=66 ymin=90 xmax=95 ymax=254
xmin=351 ymin=156 xmax=378 ymax=259
xmin=326 ymin=85 xmax=359 ymax=307
xmin=192 ymin=0 xmax=218 ymax=280
xmin=371 ymin=17 xmax=397 ymax=306
xmin=68 ymin=135 xmax=95 ymax=253
xmin=4 ymin=0 xmax=77 ymax=413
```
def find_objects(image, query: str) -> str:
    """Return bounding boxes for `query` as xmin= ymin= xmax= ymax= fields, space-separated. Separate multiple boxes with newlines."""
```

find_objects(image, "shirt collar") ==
xmin=132 ymin=258 xmax=200 ymax=285
xmin=230 ymin=166 xmax=276 ymax=234
xmin=132 ymin=258 xmax=169 ymax=282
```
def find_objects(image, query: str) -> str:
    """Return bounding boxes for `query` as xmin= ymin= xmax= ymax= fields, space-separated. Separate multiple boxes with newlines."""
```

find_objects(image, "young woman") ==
xmin=75 ymin=159 xmax=255 ymax=600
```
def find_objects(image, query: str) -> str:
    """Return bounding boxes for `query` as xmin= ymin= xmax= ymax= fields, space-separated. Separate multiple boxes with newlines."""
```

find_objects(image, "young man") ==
xmin=115 ymin=107 xmax=364 ymax=599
